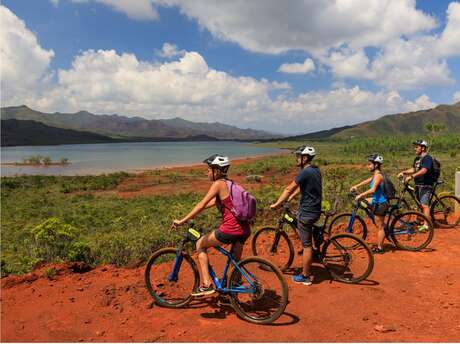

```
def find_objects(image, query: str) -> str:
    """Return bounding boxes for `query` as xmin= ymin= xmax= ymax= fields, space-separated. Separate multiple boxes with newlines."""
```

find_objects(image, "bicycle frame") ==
xmin=169 ymin=237 xmax=257 ymax=295
xmin=347 ymin=199 xmax=418 ymax=237
xmin=399 ymin=182 xmax=441 ymax=210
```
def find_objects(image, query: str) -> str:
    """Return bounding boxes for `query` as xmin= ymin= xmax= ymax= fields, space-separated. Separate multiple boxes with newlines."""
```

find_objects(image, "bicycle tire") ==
xmin=430 ymin=195 xmax=460 ymax=228
xmin=228 ymin=256 xmax=288 ymax=324
xmin=145 ymin=247 xmax=199 ymax=308
xmin=251 ymin=227 xmax=294 ymax=272
xmin=389 ymin=211 xmax=434 ymax=251
xmin=321 ymin=233 xmax=374 ymax=284
xmin=327 ymin=212 xmax=368 ymax=242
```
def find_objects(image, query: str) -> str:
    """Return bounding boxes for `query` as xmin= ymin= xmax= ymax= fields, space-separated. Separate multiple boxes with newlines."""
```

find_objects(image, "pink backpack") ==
xmin=225 ymin=180 xmax=257 ymax=222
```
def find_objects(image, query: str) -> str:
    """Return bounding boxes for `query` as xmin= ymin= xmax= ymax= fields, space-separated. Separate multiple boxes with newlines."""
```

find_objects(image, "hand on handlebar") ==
xmin=171 ymin=219 xmax=184 ymax=230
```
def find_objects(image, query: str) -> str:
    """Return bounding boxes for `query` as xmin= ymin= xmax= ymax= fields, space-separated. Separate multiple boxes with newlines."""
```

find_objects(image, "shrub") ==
xmin=31 ymin=217 xmax=79 ymax=262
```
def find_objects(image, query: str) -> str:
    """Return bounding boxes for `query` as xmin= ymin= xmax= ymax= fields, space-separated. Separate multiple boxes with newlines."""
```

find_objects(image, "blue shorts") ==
xmin=415 ymin=185 xmax=433 ymax=206
xmin=296 ymin=215 xmax=320 ymax=248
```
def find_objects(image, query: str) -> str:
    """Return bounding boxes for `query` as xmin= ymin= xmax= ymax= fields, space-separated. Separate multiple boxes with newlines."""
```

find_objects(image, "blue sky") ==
xmin=1 ymin=0 xmax=460 ymax=134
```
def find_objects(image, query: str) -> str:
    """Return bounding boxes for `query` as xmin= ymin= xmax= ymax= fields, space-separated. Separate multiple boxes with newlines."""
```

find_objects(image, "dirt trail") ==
xmin=2 ymin=224 xmax=460 ymax=342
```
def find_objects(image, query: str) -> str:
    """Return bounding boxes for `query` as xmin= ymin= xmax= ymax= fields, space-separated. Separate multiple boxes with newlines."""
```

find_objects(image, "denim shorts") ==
xmin=296 ymin=215 xmax=320 ymax=248
xmin=415 ymin=185 xmax=433 ymax=206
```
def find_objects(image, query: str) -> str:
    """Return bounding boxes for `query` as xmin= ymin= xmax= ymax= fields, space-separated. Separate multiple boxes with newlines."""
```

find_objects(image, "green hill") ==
xmin=333 ymin=102 xmax=460 ymax=138
xmin=1 ymin=119 xmax=119 ymax=146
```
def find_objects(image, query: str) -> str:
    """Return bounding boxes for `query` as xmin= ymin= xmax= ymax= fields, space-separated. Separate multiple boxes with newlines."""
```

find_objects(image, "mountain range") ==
xmin=1 ymin=102 xmax=460 ymax=146
xmin=0 ymin=105 xmax=277 ymax=141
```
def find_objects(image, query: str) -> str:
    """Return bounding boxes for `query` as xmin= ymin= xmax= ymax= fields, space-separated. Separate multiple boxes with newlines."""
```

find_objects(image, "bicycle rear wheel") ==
xmin=251 ymin=227 xmax=294 ymax=272
xmin=322 ymin=233 xmax=374 ymax=284
xmin=430 ymin=195 xmax=460 ymax=228
xmin=327 ymin=213 xmax=367 ymax=241
xmin=145 ymin=247 xmax=199 ymax=308
xmin=389 ymin=211 xmax=434 ymax=251
xmin=228 ymin=256 xmax=288 ymax=324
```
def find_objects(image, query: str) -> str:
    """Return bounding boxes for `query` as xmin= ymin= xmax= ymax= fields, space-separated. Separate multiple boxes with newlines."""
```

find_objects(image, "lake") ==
xmin=0 ymin=141 xmax=282 ymax=176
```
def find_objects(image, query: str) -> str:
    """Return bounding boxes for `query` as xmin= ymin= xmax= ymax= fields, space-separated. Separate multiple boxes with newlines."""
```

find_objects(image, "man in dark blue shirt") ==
xmin=270 ymin=145 xmax=322 ymax=286
xmin=397 ymin=139 xmax=435 ymax=229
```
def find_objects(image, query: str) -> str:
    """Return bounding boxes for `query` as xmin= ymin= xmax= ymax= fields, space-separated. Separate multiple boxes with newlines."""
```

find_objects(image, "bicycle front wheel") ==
xmin=322 ymin=233 xmax=374 ymax=284
xmin=251 ymin=226 xmax=294 ymax=272
xmin=389 ymin=211 xmax=434 ymax=251
xmin=430 ymin=195 xmax=460 ymax=228
xmin=145 ymin=247 xmax=199 ymax=308
xmin=228 ymin=256 xmax=288 ymax=325
xmin=327 ymin=213 xmax=368 ymax=241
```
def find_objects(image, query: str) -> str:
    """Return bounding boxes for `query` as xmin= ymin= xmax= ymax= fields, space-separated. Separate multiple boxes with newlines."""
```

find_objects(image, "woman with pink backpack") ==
xmin=171 ymin=154 xmax=256 ymax=296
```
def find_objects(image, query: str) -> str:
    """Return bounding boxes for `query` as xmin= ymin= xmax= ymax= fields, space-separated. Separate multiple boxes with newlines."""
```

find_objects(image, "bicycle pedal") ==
xmin=217 ymin=297 xmax=231 ymax=307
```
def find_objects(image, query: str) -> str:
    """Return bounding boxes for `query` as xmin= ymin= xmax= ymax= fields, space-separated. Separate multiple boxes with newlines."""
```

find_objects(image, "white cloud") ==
xmin=155 ymin=42 xmax=186 ymax=58
xmin=278 ymin=59 xmax=315 ymax=74
xmin=156 ymin=0 xmax=435 ymax=54
xmin=50 ymin=0 xmax=59 ymax=7
xmin=453 ymin=91 xmax=460 ymax=103
xmin=369 ymin=37 xmax=454 ymax=90
xmin=321 ymin=48 xmax=372 ymax=79
xmin=437 ymin=2 xmax=460 ymax=57
xmin=21 ymin=48 xmax=434 ymax=133
xmin=0 ymin=4 xmax=440 ymax=134
xmin=0 ymin=5 xmax=54 ymax=106
xmin=72 ymin=0 xmax=158 ymax=20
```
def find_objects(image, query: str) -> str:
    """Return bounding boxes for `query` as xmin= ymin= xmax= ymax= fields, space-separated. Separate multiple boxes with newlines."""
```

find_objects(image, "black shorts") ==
xmin=215 ymin=229 xmax=250 ymax=245
xmin=372 ymin=202 xmax=389 ymax=216
xmin=296 ymin=215 xmax=320 ymax=248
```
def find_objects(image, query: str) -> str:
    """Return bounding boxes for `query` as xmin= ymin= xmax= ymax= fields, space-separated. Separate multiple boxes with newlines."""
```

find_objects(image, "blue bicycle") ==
xmin=328 ymin=193 xmax=434 ymax=251
xmin=145 ymin=224 xmax=288 ymax=324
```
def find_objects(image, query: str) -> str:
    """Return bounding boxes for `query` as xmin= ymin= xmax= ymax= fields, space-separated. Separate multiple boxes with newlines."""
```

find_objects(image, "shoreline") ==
xmin=131 ymin=151 xmax=288 ymax=174
xmin=1 ymin=151 xmax=288 ymax=177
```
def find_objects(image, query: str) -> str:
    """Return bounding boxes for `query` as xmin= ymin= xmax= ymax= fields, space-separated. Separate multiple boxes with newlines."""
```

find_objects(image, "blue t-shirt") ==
xmin=295 ymin=165 xmax=322 ymax=217
xmin=413 ymin=154 xmax=435 ymax=186
xmin=370 ymin=176 xmax=387 ymax=205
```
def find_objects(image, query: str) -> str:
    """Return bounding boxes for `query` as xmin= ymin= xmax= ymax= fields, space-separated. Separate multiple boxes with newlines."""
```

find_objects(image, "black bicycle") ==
xmin=251 ymin=204 xmax=374 ymax=283
xmin=145 ymin=223 xmax=288 ymax=324
xmin=388 ymin=178 xmax=460 ymax=228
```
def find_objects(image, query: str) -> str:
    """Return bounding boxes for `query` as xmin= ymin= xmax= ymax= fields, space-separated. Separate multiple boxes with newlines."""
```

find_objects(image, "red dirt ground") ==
xmin=2 ymin=224 xmax=459 ymax=342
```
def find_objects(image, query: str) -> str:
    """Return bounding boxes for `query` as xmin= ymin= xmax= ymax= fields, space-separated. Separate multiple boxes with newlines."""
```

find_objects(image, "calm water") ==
xmin=1 ymin=141 xmax=281 ymax=176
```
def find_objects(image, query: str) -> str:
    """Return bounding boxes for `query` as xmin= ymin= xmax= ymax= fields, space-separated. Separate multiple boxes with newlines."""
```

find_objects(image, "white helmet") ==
xmin=413 ymin=139 xmax=428 ymax=148
xmin=294 ymin=145 xmax=316 ymax=156
xmin=367 ymin=153 xmax=384 ymax=164
xmin=203 ymin=154 xmax=230 ymax=168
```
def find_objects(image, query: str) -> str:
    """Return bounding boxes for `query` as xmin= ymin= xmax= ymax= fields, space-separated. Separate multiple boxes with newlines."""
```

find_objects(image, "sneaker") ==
xmin=191 ymin=285 xmax=216 ymax=297
xmin=418 ymin=224 xmax=429 ymax=232
xmin=292 ymin=274 xmax=313 ymax=286
xmin=372 ymin=247 xmax=385 ymax=254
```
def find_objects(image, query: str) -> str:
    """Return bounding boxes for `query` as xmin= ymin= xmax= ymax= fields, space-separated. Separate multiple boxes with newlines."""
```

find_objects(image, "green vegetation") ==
xmin=1 ymin=137 xmax=459 ymax=275
xmin=15 ymin=155 xmax=70 ymax=166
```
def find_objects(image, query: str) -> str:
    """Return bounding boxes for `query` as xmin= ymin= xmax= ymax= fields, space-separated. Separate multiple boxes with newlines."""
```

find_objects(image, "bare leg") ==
xmin=230 ymin=242 xmax=244 ymax=261
xmin=421 ymin=204 xmax=430 ymax=225
xmin=302 ymin=247 xmax=313 ymax=277
xmin=375 ymin=215 xmax=386 ymax=250
xmin=196 ymin=231 xmax=224 ymax=287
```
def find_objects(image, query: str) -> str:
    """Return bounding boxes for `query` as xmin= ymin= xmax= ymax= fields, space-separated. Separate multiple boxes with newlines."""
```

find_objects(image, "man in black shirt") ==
xmin=397 ymin=139 xmax=435 ymax=229
xmin=270 ymin=145 xmax=322 ymax=286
